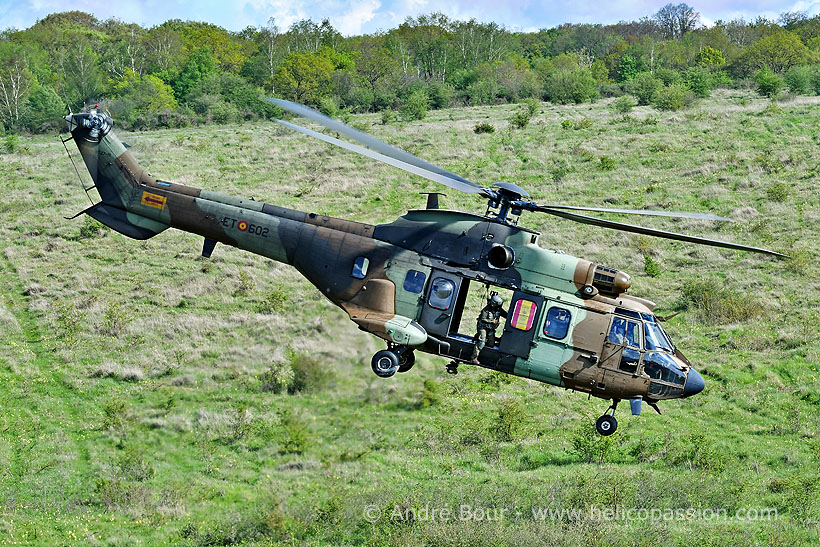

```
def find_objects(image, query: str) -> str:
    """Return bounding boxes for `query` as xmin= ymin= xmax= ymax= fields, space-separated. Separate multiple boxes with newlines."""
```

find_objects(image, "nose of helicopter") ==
xmin=682 ymin=368 xmax=705 ymax=398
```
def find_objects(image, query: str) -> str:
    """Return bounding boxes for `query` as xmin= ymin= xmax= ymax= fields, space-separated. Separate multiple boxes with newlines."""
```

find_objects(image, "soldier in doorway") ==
xmin=471 ymin=294 xmax=507 ymax=364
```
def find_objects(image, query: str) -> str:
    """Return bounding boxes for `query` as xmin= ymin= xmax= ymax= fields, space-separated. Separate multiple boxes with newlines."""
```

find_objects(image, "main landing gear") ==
xmin=596 ymin=399 xmax=620 ymax=436
xmin=370 ymin=346 xmax=415 ymax=378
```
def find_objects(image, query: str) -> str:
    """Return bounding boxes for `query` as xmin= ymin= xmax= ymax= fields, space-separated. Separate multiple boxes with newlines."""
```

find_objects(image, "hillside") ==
xmin=0 ymin=91 xmax=819 ymax=545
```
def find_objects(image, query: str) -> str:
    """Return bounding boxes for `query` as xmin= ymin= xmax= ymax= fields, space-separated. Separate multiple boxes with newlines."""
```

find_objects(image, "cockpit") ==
xmin=607 ymin=308 xmax=693 ymax=399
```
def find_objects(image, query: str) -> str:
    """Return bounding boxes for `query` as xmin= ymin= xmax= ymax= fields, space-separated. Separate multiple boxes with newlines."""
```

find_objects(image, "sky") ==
xmin=1 ymin=0 xmax=820 ymax=36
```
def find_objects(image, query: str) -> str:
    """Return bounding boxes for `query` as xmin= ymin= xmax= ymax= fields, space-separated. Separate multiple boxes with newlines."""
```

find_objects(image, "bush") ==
xmin=643 ymin=255 xmax=661 ymax=277
xmin=473 ymin=122 xmax=495 ymax=134
xmin=380 ymin=108 xmax=396 ymax=125
xmin=522 ymin=97 xmax=539 ymax=116
xmin=599 ymin=155 xmax=616 ymax=171
xmin=570 ymin=416 xmax=618 ymax=464
xmin=653 ymin=84 xmax=688 ymax=111
xmin=655 ymin=68 xmax=681 ymax=86
xmin=3 ymin=133 xmax=18 ymax=153
xmin=755 ymin=68 xmax=784 ymax=98
xmin=598 ymin=83 xmax=624 ymax=97
xmin=25 ymin=84 xmax=65 ymax=132
xmin=784 ymin=66 xmax=814 ymax=95
xmin=629 ymin=72 xmax=662 ymax=105
xmin=491 ymin=399 xmax=524 ymax=442
xmin=420 ymin=379 xmax=441 ymax=407
xmin=612 ymin=95 xmax=637 ymax=113
xmin=683 ymin=67 xmax=713 ymax=98
xmin=544 ymin=68 xmax=598 ymax=105
xmin=260 ymin=360 xmax=294 ymax=393
xmin=209 ymin=100 xmax=239 ymax=124
xmin=278 ymin=408 xmax=310 ymax=454
xmin=427 ymin=81 xmax=454 ymax=109
xmin=400 ymin=89 xmax=429 ymax=121
xmin=510 ymin=109 xmax=531 ymax=129
xmin=287 ymin=351 xmax=333 ymax=394
xmin=678 ymin=279 xmax=763 ymax=324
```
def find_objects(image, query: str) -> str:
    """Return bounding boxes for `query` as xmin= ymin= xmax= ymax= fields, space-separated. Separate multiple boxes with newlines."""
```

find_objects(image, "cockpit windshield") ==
xmin=644 ymin=320 xmax=674 ymax=353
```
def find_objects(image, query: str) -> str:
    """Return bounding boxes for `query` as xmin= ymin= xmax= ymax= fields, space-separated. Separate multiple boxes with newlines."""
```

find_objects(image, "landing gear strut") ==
xmin=595 ymin=399 xmax=620 ymax=436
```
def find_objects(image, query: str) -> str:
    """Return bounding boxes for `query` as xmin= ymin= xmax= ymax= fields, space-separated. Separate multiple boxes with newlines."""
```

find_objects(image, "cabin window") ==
xmin=543 ymin=307 xmax=571 ymax=339
xmin=351 ymin=257 xmax=369 ymax=279
xmin=403 ymin=270 xmax=426 ymax=293
xmin=642 ymin=352 xmax=686 ymax=386
xmin=608 ymin=317 xmax=642 ymax=349
xmin=428 ymin=278 xmax=455 ymax=310
xmin=510 ymin=299 xmax=538 ymax=331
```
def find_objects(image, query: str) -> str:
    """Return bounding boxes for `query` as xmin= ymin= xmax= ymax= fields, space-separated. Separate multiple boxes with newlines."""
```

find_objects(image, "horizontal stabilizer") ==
xmin=85 ymin=202 xmax=169 ymax=240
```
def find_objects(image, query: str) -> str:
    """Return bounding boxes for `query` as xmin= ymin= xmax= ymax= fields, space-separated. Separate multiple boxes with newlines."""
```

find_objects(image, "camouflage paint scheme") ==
xmin=65 ymin=111 xmax=701 ymax=405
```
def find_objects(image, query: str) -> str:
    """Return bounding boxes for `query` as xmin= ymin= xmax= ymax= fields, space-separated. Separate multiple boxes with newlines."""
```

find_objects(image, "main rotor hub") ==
xmin=487 ymin=182 xmax=530 ymax=224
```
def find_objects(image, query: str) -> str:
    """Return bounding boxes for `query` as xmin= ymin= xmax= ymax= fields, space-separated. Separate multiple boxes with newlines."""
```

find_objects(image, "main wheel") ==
xmin=595 ymin=414 xmax=617 ymax=436
xmin=397 ymin=351 xmax=415 ymax=373
xmin=371 ymin=350 xmax=399 ymax=378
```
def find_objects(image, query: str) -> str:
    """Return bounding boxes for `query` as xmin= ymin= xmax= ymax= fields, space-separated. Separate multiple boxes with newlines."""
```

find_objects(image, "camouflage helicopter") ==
xmin=62 ymin=101 xmax=784 ymax=435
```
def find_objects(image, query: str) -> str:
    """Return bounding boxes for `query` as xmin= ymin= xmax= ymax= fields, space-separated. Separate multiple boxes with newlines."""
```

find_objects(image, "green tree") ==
xmin=755 ymin=67 xmax=785 ymax=97
xmin=784 ymin=65 xmax=815 ymax=94
xmin=173 ymin=47 xmax=216 ymax=101
xmin=274 ymin=51 xmax=334 ymax=105
xmin=0 ymin=41 xmax=34 ymax=129
xmin=740 ymin=30 xmax=809 ymax=74
xmin=25 ymin=83 xmax=65 ymax=130
xmin=696 ymin=45 xmax=726 ymax=67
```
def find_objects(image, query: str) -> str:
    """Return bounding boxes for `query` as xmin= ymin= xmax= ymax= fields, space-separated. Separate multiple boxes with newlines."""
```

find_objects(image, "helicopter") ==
xmin=62 ymin=100 xmax=784 ymax=435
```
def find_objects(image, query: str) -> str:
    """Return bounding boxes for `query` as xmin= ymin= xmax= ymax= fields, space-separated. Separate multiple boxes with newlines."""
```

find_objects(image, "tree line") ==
xmin=2 ymin=4 xmax=820 ymax=133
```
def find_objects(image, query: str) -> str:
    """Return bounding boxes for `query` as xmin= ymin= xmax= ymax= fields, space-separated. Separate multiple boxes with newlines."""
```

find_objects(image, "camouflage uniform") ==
xmin=471 ymin=296 xmax=506 ymax=363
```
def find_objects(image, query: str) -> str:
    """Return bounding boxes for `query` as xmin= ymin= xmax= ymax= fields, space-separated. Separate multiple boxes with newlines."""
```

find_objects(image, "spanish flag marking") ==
xmin=237 ymin=221 xmax=248 ymax=232
xmin=140 ymin=191 xmax=167 ymax=210
xmin=511 ymin=299 xmax=537 ymax=331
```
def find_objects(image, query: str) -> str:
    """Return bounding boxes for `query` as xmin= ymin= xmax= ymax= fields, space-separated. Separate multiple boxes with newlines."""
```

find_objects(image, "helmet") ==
xmin=490 ymin=294 xmax=503 ymax=308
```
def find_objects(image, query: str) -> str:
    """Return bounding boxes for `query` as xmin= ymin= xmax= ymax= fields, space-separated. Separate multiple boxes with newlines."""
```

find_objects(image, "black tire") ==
xmin=371 ymin=350 xmax=399 ymax=378
xmin=397 ymin=351 xmax=415 ymax=373
xmin=595 ymin=415 xmax=617 ymax=436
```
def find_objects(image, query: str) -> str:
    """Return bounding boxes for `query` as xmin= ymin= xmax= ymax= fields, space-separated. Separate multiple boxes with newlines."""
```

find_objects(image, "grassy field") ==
xmin=1 ymin=90 xmax=819 ymax=545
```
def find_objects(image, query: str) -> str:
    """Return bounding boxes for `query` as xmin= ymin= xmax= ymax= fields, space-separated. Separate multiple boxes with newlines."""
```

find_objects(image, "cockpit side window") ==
xmin=608 ymin=317 xmax=641 ymax=349
xmin=644 ymin=321 xmax=673 ymax=352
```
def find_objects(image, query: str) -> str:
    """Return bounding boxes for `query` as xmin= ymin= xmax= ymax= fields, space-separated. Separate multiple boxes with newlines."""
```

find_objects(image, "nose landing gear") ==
xmin=595 ymin=399 xmax=620 ymax=436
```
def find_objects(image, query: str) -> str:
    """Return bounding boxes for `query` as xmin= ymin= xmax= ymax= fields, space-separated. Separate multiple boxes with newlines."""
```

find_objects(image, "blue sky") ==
xmin=2 ymin=0 xmax=819 ymax=36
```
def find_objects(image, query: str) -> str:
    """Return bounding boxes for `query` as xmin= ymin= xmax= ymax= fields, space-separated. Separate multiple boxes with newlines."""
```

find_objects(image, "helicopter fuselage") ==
xmin=64 ymin=110 xmax=705 ymax=432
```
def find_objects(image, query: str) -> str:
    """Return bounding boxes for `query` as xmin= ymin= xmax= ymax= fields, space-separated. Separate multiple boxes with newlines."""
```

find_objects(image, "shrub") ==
xmin=655 ymin=68 xmax=681 ymax=86
xmin=755 ymin=68 xmax=784 ymax=98
xmin=612 ymin=95 xmax=637 ymax=113
xmin=55 ymin=300 xmax=86 ymax=348
xmin=209 ymin=100 xmax=239 ymax=124
xmin=510 ymin=110 xmax=531 ymax=129
xmin=380 ymin=108 xmax=396 ymax=125
xmin=522 ymin=97 xmax=539 ymax=116
xmin=678 ymin=279 xmax=763 ymax=324
xmin=255 ymin=289 xmax=289 ymax=313
xmin=653 ymin=84 xmax=688 ymax=111
xmin=473 ymin=122 xmax=495 ymax=134
xmin=420 ymin=379 xmax=441 ymax=408
xmin=629 ymin=72 xmax=662 ymax=105
xmin=543 ymin=68 xmax=598 ymax=104
xmin=784 ymin=66 xmax=814 ymax=95
xmin=278 ymin=408 xmax=310 ymax=454
xmin=465 ymin=79 xmax=498 ymax=106
xmin=765 ymin=181 xmax=790 ymax=201
xmin=599 ymin=155 xmax=616 ymax=171
xmin=25 ymin=84 xmax=65 ymax=132
xmin=400 ymin=89 xmax=429 ymax=121
xmin=683 ymin=67 xmax=713 ymax=98
xmin=570 ymin=417 xmax=618 ymax=464
xmin=260 ymin=360 xmax=294 ymax=393
xmin=287 ymin=351 xmax=333 ymax=394
xmin=643 ymin=255 xmax=661 ymax=277
xmin=491 ymin=399 xmax=524 ymax=442
xmin=78 ymin=216 xmax=105 ymax=239
xmin=3 ymin=133 xmax=18 ymax=153
xmin=427 ymin=81 xmax=454 ymax=109
xmin=101 ymin=301 xmax=131 ymax=337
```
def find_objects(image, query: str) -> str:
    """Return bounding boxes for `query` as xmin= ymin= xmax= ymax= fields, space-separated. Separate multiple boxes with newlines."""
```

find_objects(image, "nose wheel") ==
xmin=595 ymin=399 xmax=620 ymax=436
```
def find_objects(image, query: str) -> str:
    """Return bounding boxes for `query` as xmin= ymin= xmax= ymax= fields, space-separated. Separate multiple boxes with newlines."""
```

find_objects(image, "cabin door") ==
xmin=418 ymin=271 xmax=463 ymax=338
xmin=498 ymin=291 xmax=544 ymax=359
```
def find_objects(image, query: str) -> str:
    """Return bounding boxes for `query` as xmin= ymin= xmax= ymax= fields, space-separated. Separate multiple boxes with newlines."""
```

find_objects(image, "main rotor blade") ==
xmin=267 ymin=98 xmax=487 ymax=195
xmin=274 ymin=119 xmax=490 ymax=195
xmin=530 ymin=205 xmax=787 ymax=257
xmin=534 ymin=204 xmax=733 ymax=222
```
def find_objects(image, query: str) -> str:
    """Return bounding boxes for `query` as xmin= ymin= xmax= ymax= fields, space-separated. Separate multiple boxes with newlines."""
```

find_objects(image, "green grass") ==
xmin=0 ymin=90 xmax=819 ymax=545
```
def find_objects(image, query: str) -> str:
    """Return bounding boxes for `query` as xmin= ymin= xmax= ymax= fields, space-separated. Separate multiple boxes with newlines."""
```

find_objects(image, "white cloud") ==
xmin=335 ymin=0 xmax=381 ymax=35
